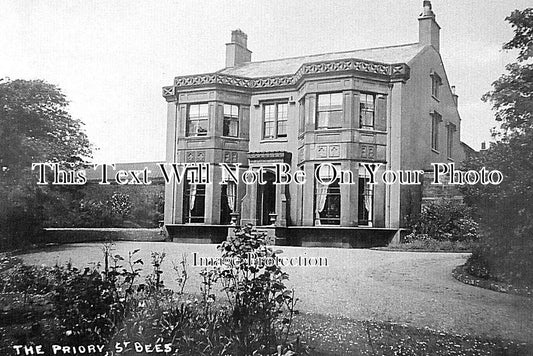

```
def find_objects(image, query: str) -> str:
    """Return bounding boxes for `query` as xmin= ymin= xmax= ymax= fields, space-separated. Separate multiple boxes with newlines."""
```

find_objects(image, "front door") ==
xmin=256 ymin=171 xmax=276 ymax=225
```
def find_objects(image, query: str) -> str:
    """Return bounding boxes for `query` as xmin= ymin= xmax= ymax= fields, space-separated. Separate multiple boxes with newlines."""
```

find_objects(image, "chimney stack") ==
xmin=225 ymin=29 xmax=252 ymax=68
xmin=418 ymin=1 xmax=440 ymax=52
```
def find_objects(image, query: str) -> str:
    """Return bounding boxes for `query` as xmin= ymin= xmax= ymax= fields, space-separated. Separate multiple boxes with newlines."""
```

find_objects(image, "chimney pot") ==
xmin=231 ymin=29 xmax=248 ymax=47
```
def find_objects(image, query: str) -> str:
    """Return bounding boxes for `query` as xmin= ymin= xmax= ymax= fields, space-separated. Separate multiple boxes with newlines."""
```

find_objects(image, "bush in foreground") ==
xmin=0 ymin=225 xmax=304 ymax=355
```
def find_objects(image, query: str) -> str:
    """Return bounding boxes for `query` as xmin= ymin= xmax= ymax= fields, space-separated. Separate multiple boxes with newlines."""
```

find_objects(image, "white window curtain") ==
xmin=226 ymin=181 xmax=236 ymax=212
xmin=315 ymin=183 xmax=329 ymax=224
xmin=364 ymin=184 xmax=372 ymax=215
xmin=189 ymin=184 xmax=197 ymax=211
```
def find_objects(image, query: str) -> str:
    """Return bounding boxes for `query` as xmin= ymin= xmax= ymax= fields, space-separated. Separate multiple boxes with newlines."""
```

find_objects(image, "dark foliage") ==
xmin=1 ymin=225 xmax=305 ymax=355
xmin=0 ymin=78 xmax=92 ymax=250
xmin=461 ymin=8 xmax=533 ymax=288
xmin=406 ymin=200 xmax=478 ymax=242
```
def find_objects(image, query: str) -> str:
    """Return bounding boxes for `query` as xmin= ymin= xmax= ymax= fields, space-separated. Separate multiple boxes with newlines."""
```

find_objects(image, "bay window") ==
xmin=187 ymin=103 xmax=209 ymax=136
xmin=223 ymin=104 xmax=239 ymax=137
xmin=316 ymin=93 xmax=342 ymax=129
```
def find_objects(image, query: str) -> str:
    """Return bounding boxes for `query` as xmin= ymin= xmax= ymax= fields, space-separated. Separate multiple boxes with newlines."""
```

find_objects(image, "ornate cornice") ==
xmin=163 ymin=58 xmax=409 ymax=99
xmin=248 ymin=151 xmax=292 ymax=164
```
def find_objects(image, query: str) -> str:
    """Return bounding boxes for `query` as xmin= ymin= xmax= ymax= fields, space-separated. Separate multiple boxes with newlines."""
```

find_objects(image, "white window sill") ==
xmin=260 ymin=138 xmax=288 ymax=143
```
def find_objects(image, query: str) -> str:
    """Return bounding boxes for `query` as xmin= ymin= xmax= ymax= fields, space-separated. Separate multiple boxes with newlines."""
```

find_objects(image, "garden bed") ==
xmin=452 ymin=264 xmax=533 ymax=298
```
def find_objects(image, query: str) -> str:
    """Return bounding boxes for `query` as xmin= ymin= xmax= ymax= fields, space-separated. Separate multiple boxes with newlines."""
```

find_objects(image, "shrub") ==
xmin=109 ymin=192 xmax=132 ymax=220
xmin=217 ymin=224 xmax=299 ymax=355
xmin=1 ymin=225 xmax=305 ymax=355
xmin=48 ymin=264 xmax=127 ymax=345
xmin=408 ymin=200 xmax=478 ymax=242
xmin=0 ymin=185 xmax=45 ymax=250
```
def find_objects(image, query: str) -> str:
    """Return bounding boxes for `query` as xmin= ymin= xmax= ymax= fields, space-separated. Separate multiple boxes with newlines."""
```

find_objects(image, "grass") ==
xmin=2 ymin=299 xmax=530 ymax=356
xmin=295 ymin=313 xmax=532 ymax=355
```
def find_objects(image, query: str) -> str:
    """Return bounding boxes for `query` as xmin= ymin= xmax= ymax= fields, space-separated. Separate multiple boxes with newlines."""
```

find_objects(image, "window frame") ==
xmin=359 ymin=92 xmax=376 ymax=129
xmin=314 ymin=164 xmax=341 ymax=226
xmin=431 ymin=72 xmax=442 ymax=100
xmin=262 ymin=102 xmax=289 ymax=140
xmin=431 ymin=111 xmax=442 ymax=152
xmin=186 ymin=103 xmax=209 ymax=137
xmin=446 ymin=122 xmax=456 ymax=159
xmin=222 ymin=103 xmax=239 ymax=138
xmin=183 ymin=180 xmax=206 ymax=223
xmin=298 ymin=97 xmax=306 ymax=135
xmin=316 ymin=92 xmax=343 ymax=130
xmin=358 ymin=165 xmax=374 ymax=226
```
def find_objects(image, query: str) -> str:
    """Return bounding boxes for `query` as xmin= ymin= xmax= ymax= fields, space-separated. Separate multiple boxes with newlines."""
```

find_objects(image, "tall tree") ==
xmin=0 ymin=78 xmax=92 ymax=184
xmin=0 ymin=78 xmax=93 ymax=248
xmin=463 ymin=8 xmax=533 ymax=285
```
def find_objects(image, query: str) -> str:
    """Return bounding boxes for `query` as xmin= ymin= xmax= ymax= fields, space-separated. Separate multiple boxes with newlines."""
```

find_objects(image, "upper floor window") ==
xmin=431 ymin=111 xmax=442 ymax=151
xmin=223 ymin=104 xmax=239 ymax=137
xmin=431 ymin=72 xmax=442 ymax=99
xmin=298 ymin=98 xmax=305 ymax=134
xmin=263 ymin=102 xmax=288 ymax=139
xmin=359 ymin=93 xmax=375 ymax=129
xmin=447 ymin=122 xmax=456 ymax=158
xmin=187 ymin=103 xmax=208 ymax=136
xmin=316 ymin=93 xmax=342 ymax=129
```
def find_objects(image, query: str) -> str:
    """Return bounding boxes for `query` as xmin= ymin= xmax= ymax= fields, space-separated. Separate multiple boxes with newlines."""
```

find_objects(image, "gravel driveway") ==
xmin=19 ymin=242 xmax=533 ymax=343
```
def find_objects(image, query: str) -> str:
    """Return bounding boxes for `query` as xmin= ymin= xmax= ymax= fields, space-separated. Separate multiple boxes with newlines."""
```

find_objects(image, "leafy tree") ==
xmin=0 ymin=78 xmax=92 ymax=249
xmin=0 ymin=78 xmax=92 ymax=182
xmin=462 ymin=8 xmax=533 ymax=286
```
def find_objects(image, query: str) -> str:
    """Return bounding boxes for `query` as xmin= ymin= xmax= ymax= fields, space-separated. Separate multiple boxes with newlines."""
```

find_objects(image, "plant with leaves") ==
xmin=217 ymin=224 xmax=299 ymax=355
xmin=407 ymin=200 xmax=478 ymax=242
xmin=172 ymin=253 xmax=188 ymax=295
xmin=109 ymin=192 xmax=132 ymax=220
xmin=0 ymin=78 xmax=92 ymax=248
xmin=462 ymin=8 xmax=533 ymax=287
xmin=49 ymin=264 xmax=126 ymax=346
xmin=146 ymin=251 xmax=166 ymax=293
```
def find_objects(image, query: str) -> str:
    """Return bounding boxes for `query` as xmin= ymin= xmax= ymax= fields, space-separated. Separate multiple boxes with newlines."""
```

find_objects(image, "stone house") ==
xmin=162 ymin=1 xmax=468 ymax=246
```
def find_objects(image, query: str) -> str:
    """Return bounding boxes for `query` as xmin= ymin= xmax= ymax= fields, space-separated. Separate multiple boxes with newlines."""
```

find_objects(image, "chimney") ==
xmin=225 ymin=29 xmax=252 ymax=68
xmin=418 ymin=1 xmax=440 ymax=52
xmin=451 ymin=86 xmax=458 ymax=107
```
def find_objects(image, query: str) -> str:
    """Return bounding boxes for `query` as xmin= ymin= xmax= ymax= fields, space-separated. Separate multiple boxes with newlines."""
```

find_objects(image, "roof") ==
xmin=217 ymin=43 xmax=425 ymax=78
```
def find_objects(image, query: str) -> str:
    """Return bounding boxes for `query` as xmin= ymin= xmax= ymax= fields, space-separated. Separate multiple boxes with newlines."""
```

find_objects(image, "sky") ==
xmin=1 ymin=0 xmax=529 ymax=163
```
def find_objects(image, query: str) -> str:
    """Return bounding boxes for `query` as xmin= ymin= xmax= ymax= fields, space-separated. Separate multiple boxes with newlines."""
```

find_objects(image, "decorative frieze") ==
xmin=316 ymin=144 xmax=341 ymax=159
xmin=162 ymin=58 xmax=410 ymax=98
xmin=248 ymin=151 xmax=292 ymax=164
xmin=329 ymin=145 xmax=340 ymax=157
xmin=185 ymin=150 xmax=206 ymax=162
xmin=360 ymin=144 xmax=376 ymax=159
xmin=223 ymin=151 xmax=239 ymax=163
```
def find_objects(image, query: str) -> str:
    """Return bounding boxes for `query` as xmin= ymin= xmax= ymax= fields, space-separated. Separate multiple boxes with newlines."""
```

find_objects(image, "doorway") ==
xmin=256 ymin=171 xmax=276 ymax=225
